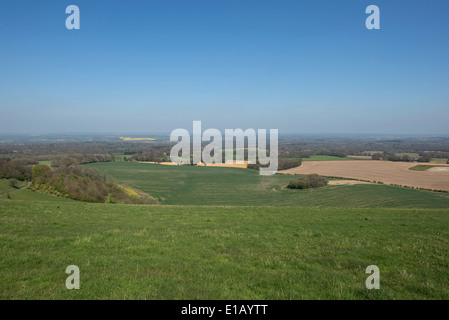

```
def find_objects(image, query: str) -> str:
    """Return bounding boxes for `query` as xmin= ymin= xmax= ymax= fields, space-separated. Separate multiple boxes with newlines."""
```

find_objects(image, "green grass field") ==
xmin=0 ymin=179 xmax=27 ymax=197
xmin=1 ymin=196 xmax=448 ymax=299
xmin=1 ymin=188 xmax=75 ymax=202
xmin=0 ymin=179 xmax=15 ymax=195
xmin=88 ymin=162 xmax=449 ymax=208
xmin=1 ymin=161 xmax=449 ymax=300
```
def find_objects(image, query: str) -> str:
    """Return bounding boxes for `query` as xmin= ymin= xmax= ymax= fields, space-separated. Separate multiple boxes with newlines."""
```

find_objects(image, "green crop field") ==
xmin=88 ymin=162 xmax=449 ymax=208
xmin=1 ymin=196 xmax=448 ymax=300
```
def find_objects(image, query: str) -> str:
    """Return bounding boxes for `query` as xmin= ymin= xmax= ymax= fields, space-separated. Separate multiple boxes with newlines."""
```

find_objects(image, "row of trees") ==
xmin=371 ymin=153 xmax=416 ymax=162
xmin=279 ymin=149 xmax=347 ymax=160
xmin=50 ymin=154 xmax=115 ymax=167
xmin=371 ymin=153 xmax=447 ymax=163
xmin=0 ymin=141 xmax=168 ymax=159
xmin=278 ymin=136 xmax=449 ymax=160
xmin=129 ymin=150 xmax=170 ymax=162
xmin=247 ymin=159 xmax=302 ymax=171
xmin=278 ymin=159 xmax=302 ymax=170
xmin=0 ymin=158 xmax=32 ymax=181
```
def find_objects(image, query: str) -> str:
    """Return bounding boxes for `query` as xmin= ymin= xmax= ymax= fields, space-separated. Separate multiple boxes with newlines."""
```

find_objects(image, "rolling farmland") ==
xmin=87 ymin=162 xmax=449 ymax=208
xmin=281 ymin=161 xmax=449 ymax=192
xmin=2 ymin=159 xmax=449 ymax=300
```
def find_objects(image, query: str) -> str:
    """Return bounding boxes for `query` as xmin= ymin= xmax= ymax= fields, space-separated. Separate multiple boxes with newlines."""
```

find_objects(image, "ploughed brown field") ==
xmin=280 ymin=160 xmax=449 ymax=192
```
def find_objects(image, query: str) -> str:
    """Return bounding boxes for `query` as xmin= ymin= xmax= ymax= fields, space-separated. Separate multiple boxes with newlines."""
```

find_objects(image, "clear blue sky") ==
xmin=0 ymin=0 xmax=448 ymax=134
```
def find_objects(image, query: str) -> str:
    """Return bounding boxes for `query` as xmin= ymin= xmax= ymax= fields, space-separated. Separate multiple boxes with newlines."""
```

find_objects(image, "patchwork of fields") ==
xmin=282 ymin=160 xmax=449 ymax=192
xmin=88 ymin=162 xmax=449 ymax=208
xmin=2 ymin=160 xmax=449 ymax=300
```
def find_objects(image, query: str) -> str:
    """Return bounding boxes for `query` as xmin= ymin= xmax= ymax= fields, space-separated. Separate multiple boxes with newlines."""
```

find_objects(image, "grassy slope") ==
xmin=0 ymin=180 xmax=28 ymax=197
xmin=0 ymin=180 xmax=15 ymax=195
xmin=2 ymin=161 xmax=449 ymax=300
xmin=1 ymin=197 xmax=448 ymax=299
xmin=88 ymin=162 xmax=449 ymax=208
xmin=3 ymin=188 xmax=76 ymax=202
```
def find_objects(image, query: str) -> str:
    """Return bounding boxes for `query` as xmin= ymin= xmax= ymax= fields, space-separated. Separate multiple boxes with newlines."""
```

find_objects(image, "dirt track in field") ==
xmin=280 ymin=161 xmax=449 ymax=192
xmin=327 ymin=180 xmax=373 ymax=186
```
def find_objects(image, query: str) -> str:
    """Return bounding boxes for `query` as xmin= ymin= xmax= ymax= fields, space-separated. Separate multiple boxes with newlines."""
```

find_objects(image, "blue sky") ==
xmin=0 ymin=0 xmax=448 ymax=134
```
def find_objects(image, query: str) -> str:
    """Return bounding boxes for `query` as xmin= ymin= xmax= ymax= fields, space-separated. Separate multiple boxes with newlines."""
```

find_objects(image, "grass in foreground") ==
xmin=0 ymin=180 xmax=15 ymax=195
xmin=1 ymin=197 xmax=448 ymax=299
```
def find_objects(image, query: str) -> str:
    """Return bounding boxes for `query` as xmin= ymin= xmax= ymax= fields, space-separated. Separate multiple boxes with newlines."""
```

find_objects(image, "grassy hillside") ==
xmin=88 ymin=162 xmax=449 ymax=208
xmin=1 ymin=197 xmax=448 ymax=299
xmin=2 ymin=163 xmax=448 ymax=300
xmin=1 ymin=188 xmax=76 ymax=202
xmin=0 ymin=179 xmax=15 ymax=195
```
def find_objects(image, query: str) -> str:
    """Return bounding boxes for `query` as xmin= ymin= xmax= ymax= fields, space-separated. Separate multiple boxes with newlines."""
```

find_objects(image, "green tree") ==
xmin=32 ymin=164 xmax=51 ymax=183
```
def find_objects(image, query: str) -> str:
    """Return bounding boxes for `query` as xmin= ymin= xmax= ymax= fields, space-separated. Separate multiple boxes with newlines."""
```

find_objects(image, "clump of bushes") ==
xmin=247 ymin=162 xmax=270 ymax=170
xmin=50 ymin=154 xmax=116 ymax=167
xmin=8 ymin=178 xmax=19 ymax=188
xmin=287 ymin=174 xmax=328 ymax=189
xmin=29 ymin=160 xmax=157 ymax=204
